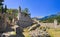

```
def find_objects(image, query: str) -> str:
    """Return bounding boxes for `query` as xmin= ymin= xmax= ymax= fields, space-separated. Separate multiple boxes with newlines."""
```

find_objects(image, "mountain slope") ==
xmin=38 ymin=14 xmax=60 ymax=23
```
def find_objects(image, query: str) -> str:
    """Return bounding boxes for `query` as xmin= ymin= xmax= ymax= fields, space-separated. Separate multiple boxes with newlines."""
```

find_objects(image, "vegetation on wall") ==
xmin=22 ymin=8 xmax=31 ymax=16
xmin=0 ymin=0 xmax=4 ymax=12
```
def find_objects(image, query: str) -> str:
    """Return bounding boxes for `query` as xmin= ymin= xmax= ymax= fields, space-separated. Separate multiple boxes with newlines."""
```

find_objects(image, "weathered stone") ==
xmin=0 ymin=14 xmax=8 ymax=32
xmin=17 ymin=6 xmax=33 ymax=28
xmin=16 ymin=27 xmax=25 ymax=37
xmin=9 ymin=35 xmax=17 ymax=37
xmin=28 ymin=24 xmax=40 ymax=31
xmin=29 ymin=27 xmax=50 ymax=37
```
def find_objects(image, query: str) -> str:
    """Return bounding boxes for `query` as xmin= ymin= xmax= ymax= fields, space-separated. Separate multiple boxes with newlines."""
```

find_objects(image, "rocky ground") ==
xmin=29 ymin=28 xmax=50 ymax=37
xmin=0 ymin=25 xmax=25 ymax=37
xmin=23 ymin=23 xmax=51 ymax=37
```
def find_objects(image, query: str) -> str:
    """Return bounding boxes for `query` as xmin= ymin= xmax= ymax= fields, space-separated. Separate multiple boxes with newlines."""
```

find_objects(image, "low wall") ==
xmin=39 ymin=23 xmax=55 ymax=28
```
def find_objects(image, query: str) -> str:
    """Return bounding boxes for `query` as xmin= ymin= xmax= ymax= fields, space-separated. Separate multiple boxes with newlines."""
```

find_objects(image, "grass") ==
xmin=23 ymin=26 xmax=60 ymax=37
xmin=23 ymin=28 xmax=30 ymax=37
xmin=47 ymin=28 xmax=60 ymax=37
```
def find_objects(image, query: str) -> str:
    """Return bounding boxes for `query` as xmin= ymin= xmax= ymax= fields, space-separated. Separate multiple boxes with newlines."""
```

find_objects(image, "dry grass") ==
xmin=47 ymin=28 xmax=60 ymax=37
xmin=23 ymin=28 xmax=30 ymax=37
xmin=23 ymin=26 xmax=60 ymax=37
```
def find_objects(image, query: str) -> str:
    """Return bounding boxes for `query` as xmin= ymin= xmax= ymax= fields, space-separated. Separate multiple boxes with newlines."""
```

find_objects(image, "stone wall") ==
xmin=17 ymin=12 xmax=33 ymax=28
xmin=17 ymin=6 xmax=33 ymax=28
xmin=39 ymin=23 xmax=55 ymax=28
xmin=33 ymin=19 xmax=60 ymax=28
xmin=18 ymin=20 xmax=32 ymax=28
xmin=39 ymin=19 xmax=60 ymax=28
xmin=0 ymin=13 xmax=9 ymax=32
xmin=39 ymin=22 xmax=60 ymax=28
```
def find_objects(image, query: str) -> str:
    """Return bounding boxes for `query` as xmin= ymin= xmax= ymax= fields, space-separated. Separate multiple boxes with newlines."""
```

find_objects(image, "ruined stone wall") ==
xmin=18 ymin=12 xmax=33 ymax=28
xmin=39 ymin=23 xmax=60 ymax=28
xmin=39 ymin=20 xmax=60 ymax=28
xmin=18 ymin=20 xmax=32 ymax=28
xmin=40 ymin=23 xmax=55 ymax=28
xmin=33 ymin=19 xmax=60 ymax=28
xmin=0 ymin=13 xmax=8 ymax=32
xmin=17 ymin=6 xmax=33 ymax=28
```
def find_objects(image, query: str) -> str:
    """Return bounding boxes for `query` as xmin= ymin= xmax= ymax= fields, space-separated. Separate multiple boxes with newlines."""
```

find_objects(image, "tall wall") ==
xmin=0 ymin=13 xmax=9 ymax=32
xmin=17 ymin=6 xmax=33 ymax=28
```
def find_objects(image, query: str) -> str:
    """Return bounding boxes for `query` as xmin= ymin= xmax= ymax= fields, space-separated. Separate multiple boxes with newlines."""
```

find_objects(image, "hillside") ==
xmin=34 ymin=14 xmax=60 ymax=23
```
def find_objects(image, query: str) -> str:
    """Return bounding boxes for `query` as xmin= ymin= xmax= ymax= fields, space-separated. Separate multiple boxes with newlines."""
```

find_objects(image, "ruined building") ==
xmin=17 ymin=6 xmax=33 ymax=28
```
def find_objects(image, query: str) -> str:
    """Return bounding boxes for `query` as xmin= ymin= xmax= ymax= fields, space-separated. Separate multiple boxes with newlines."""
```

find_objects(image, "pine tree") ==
xmin=0 ymin=0 xmax=4 ymax=13
xmin=0 ymin=0 xmax=4 ymax=5
xmin=4 ymin=5 xmax=7 ymax=13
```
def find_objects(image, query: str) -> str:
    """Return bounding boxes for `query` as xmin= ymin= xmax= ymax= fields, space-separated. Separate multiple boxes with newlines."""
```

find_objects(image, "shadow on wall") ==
xmin=16 ymin=27 xmax=25 ymax=37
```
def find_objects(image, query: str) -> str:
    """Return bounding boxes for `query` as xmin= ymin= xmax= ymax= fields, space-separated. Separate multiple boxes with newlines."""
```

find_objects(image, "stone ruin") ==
xmin=32 ymin=18 xmax=60 ymax=28
xmin=0 ymin=9 xmax=25 ymax=37
xmin=17 ymin=6 xmax=33 ymax=28
xmin=0 ymin=13 xmax=8 ymax=32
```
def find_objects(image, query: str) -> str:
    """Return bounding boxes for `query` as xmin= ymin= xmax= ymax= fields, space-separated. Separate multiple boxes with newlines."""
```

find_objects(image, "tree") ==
xmin=12 ymin=9 xmax=18 ymax=17
xmin=7 ymin=9 xmax=18 ymax=17
xmin=0 ymin=0 xmax=4 ymax=2
xmin=7 ymin=9 xmax=13 ymax=14
xmin=4 ymin=5 xmax=7 ymax=13
xmin=22 ymin=8 xmax=31 ymax=16
xmin=0 ymin=0 xmax=4 ymax=12
xmin=24 ymin=8 xmax=29 ymax=13
xmin=0 ymin=0 xmax=4 ymax=5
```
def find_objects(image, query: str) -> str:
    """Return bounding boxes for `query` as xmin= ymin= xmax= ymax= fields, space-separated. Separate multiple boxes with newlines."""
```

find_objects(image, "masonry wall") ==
xmin=18 ymin=12 xmax=33 ymax=28
xmin=39 ymin=23 xmax=55 ymax=28
xmin=18 ymin=21 xmax=32 ymax=28
xmin=39 ymin=22 xmax=60 ymax=28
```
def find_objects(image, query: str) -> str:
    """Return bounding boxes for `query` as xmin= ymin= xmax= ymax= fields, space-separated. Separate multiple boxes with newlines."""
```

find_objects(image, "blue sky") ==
xmin=4 ymin=0 xmax=60 ymax=17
